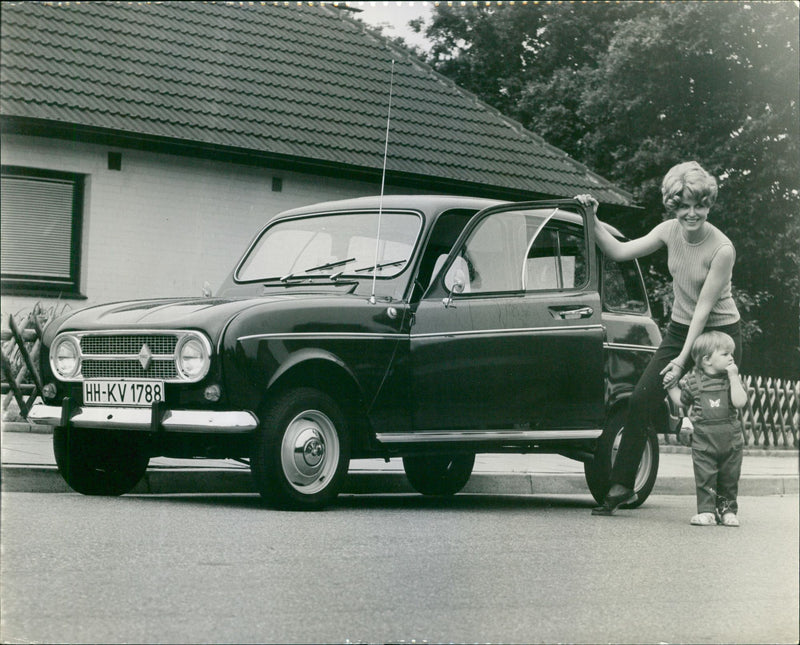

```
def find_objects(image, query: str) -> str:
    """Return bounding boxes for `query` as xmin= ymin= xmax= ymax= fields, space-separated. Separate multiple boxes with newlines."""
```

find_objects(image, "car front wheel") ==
xmin=251 ymin=388 xmax=351 ymax=510
xmin=402 ymin=454 xmax=475 ymax=496
xmin=584 ymin=408 xmax=659 ymax=507
xmin=53 ymin=426 xmax=150 ymax=496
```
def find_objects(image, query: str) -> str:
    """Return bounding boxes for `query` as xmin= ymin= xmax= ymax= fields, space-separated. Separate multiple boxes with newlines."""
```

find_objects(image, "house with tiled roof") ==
xmin=1 ymin=1 xmax=634 ymax=312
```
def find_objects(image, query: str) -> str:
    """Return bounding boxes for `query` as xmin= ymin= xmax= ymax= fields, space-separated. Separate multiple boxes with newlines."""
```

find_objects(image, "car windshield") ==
xmin=236 ymin=211 xmax=423 ymax=282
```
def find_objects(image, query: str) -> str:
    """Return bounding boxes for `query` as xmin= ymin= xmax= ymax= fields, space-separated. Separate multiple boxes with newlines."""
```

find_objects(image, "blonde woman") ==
xmin=576 ymin=160 xmax=741 ymax=515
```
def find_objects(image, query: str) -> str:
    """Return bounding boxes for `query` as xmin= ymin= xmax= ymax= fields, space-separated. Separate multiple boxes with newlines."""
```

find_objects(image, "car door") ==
xmin=409 ymin=201 xmax=605 ymax=436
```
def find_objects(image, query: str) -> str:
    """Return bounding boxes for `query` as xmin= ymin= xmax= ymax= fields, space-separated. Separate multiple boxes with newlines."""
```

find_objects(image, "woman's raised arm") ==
xmin=574 ymin=194 xmax=667 ymax=262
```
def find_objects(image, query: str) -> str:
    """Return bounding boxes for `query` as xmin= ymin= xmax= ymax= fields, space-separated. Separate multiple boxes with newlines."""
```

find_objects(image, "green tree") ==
xmin=419 ymin=1 xmax=799 ymax=377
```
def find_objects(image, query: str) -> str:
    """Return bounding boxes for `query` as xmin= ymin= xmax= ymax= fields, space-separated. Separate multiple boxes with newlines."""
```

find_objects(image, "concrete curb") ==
xmin=2 ymin=464 xmax=797 ymax=496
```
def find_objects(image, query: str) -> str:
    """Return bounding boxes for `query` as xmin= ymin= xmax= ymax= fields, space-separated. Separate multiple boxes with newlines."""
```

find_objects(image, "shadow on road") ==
xmin=123 ymin=492 xmax=597 ymax=512
xmin=338 ymin=493 xmax=596 ymax=511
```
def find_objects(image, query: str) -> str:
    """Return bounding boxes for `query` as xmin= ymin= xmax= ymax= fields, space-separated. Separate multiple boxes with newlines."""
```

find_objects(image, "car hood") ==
xmin=46 ymin=296 xmax=291 ymax=342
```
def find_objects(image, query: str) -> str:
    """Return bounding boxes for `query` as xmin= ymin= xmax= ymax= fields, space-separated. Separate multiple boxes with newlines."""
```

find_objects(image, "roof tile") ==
xmin=0 ymin=1 xmax=632 ymax=205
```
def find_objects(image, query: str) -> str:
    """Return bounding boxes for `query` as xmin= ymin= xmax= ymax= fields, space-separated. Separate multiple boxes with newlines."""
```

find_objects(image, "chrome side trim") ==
xmin=604 ymin=342 xmax=657 ymax=353
xmin=375 ymin=429 xmax=603 ymax=443
xmin=27 ymin=403 xmax=258 ymax=434
xmin=238 ymin=332 xmax=401 ymax=342
xmin=238 ymin=325 xmax=605 ymax=344
xmin=410 ymin=324 xmax=603 ymax=340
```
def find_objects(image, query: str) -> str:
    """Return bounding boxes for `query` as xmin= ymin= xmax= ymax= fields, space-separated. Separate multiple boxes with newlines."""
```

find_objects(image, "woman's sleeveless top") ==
xmin=665 ymin=220 xmax=740 ymax=326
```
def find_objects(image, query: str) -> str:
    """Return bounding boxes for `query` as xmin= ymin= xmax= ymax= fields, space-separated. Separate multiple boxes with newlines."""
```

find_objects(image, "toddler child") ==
xmin=667 ymin=330 xmax=748 ymax=526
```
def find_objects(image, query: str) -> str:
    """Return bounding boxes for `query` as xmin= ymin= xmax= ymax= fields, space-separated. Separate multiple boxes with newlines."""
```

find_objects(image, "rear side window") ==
xmin=602 ymin=256 xmax=648 ymax=314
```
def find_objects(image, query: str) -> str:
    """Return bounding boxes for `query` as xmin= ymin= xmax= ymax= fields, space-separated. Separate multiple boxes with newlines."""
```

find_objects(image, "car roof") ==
xmin=271 ymin=194 xmax=626 ymax=238
xmin=272 ymin=194 xmax=505 ymax=219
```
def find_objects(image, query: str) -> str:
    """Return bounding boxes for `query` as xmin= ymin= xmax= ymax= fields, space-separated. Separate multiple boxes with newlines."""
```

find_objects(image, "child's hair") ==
xmin=661 ymin=161 xmax=718 ymax=215
xmin=691 ymin=330 xmax=736 ymax=365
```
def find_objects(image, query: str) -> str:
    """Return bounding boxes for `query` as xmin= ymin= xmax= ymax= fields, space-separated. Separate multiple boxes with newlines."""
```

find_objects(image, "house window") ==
xmin=1 ymin=166 xmax=85 ymax=297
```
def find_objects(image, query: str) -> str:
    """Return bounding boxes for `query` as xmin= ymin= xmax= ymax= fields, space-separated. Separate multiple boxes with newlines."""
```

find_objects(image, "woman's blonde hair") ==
xmin=661 ymin=161 xmax=718 ymax=215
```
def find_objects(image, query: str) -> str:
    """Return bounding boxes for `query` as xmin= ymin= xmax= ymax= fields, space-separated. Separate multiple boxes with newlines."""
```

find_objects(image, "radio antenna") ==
xmin=369 ymin=59 xmax=395 ymax=305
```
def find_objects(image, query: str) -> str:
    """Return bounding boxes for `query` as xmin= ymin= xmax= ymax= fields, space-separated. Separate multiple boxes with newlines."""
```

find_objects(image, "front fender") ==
xmin=266 ymin=347 xmax=362 ymax=396
xmin=220 ymin=305 xmax=405 ymax=413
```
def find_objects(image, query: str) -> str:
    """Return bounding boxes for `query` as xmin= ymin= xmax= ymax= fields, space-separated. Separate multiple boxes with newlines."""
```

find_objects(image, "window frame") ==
xmin=1 ymin=165 xmax=85 ymax=298
xmin=443 ymin=207 xmax=590 ymax=297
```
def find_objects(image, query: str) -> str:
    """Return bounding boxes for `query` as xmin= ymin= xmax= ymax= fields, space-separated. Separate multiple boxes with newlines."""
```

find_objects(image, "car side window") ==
xmin=416 ymin=210 xmax=475 ymax=295
xmin=445 ymin=208 xmax=587 ymax=295
xmin=602 ymin=255 xmax=648 ymax=314
xmin=453 ymin=211 xmax=527 ymax=293
xmin=525 ymin=224 xmax=587 ymax=291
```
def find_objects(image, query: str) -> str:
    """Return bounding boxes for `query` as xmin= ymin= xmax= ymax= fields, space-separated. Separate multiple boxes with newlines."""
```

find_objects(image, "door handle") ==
xmin=548 ymin=306 xmax=594 ymax=320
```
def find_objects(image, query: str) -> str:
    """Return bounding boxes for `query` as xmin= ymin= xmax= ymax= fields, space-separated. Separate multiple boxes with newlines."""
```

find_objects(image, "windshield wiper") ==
xmin=354 ymin=259 xmax=407 ymax=273
xmin=304 ymin=257 xmax=356 ymax=274
xmin=269 ymin=273 xmax=352 ymax=285
xmin=274 ymin=257 xmax=357 ymax=283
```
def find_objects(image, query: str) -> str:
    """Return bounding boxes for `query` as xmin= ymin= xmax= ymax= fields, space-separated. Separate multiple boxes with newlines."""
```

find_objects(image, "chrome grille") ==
xmin=82 ymin=359 xmax=178 ymax=380
xmin=59 ymin=331 xmax=210 ymax=383
xmin=81 ymin=335 xmax=177 ymax=355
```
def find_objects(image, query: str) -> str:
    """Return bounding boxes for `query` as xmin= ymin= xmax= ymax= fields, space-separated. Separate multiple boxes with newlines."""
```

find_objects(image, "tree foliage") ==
xmin=417 ymin=1 xmax=799 ymax=377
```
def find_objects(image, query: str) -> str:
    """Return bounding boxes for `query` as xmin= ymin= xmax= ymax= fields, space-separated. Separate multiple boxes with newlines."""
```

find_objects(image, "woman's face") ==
xmin=673 ymin=188 xmax=710 ymax=234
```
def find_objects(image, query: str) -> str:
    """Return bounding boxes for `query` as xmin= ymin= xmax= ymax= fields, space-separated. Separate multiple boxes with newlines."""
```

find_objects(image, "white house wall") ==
xmin=1 ymin=134 xmax=393 ymax=319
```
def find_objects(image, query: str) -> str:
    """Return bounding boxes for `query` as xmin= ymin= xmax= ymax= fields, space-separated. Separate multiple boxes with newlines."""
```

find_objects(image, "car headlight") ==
xmin=51 ymin=336 xmax=80 ymax=378
xmin=176 ymin=335 xmax=211 ymax=380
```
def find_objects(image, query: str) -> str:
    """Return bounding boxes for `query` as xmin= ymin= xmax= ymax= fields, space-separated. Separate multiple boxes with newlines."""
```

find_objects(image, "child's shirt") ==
xmin=679 ymin=369 xmax=740 ymax=427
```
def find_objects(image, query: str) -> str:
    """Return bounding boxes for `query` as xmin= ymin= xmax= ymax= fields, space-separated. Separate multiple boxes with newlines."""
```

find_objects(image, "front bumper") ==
xmin=28 ymin=400 xmax=259 ymax=434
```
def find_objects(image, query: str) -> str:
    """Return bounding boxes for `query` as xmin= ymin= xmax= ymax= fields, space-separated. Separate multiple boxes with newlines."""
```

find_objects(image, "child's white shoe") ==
xmin=690 ymin=512 xmax=717 ymax=526
xmin=721 ymin=512 xmax=740 ymax=527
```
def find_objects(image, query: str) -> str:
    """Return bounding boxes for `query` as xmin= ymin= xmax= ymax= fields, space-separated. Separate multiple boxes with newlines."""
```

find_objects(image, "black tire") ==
xmin=53 ymin=426 xmax=150 ymax=496
xmin=402 ymin=454 xmax=475 ymax=496
xmin=584 ymin=408 xmax=659 ymax=507
xmin=251 ymin=388 xmax=351 ymax=510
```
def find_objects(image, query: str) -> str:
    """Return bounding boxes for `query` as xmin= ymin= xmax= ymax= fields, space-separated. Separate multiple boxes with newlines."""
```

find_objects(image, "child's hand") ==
xmin=661 ymin=361 xmax=683 ymax=389
xmin=726 ymin=363 xmax=739 ymax=378
xmin=678 ymin=418 xmax=693 ymax=447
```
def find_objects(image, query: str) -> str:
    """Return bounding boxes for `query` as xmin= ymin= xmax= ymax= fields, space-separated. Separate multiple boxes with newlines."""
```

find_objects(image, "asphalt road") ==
xmin=1 ymin=491 xmax=798 ymax=645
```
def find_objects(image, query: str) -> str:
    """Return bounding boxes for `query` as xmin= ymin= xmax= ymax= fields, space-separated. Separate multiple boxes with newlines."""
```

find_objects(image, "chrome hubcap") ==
xmin=298 ymin=429 xmax=325 ymax=468
xmin=281 ymin=410 xmax=339 ymax=494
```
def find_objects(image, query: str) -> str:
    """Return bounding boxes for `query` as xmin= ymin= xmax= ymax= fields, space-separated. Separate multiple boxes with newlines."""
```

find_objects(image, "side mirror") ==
xmin=443 ymin=260 xmax=468 ymax=292
xmin=202 ymin=281 xmax=213 ymax=298
xmin=442 ymin=263 xmax=467 ymax=308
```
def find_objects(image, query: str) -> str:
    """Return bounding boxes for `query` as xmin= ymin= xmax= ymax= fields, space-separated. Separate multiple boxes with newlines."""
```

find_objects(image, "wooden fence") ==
xmin=1 ymin=308 xmax=798 ymax=448
xmin=1 ymin=307 xmax=45 ymax=418
xmin=741 ymin=375 xmax=799 ymax=449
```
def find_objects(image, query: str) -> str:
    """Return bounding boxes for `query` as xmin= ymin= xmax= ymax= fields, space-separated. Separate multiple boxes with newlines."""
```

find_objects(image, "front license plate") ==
xmin=83 ymin=380 xmax=165 ymax=406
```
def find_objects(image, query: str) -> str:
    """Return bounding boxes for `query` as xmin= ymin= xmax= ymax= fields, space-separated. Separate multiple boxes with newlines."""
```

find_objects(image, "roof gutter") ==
xmin=1 ymin=115 xmax=641 ymax=215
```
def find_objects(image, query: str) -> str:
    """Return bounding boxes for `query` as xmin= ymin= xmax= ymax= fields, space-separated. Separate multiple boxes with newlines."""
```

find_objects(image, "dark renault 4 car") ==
xmin=31 ymin=195 xmax=671 ymax=509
